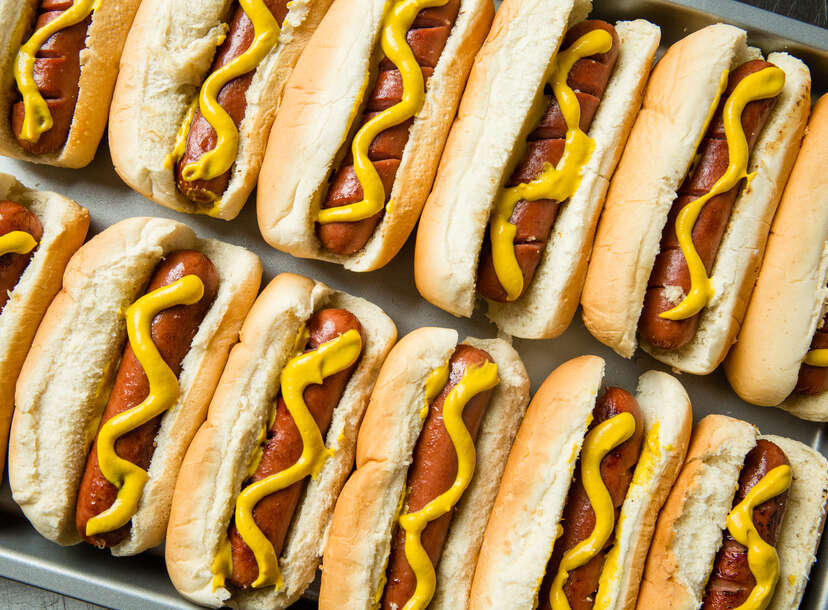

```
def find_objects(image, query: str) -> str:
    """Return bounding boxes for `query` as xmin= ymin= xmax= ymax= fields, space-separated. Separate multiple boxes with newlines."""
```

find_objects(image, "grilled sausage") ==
xmin=638 ymin=60 xmax=779 ymax=350
xmin=795 ymin=308 xmax=828 ymax=395
xmin=476 ymin=20 xmax=620 ymax=302
xmin=75 ymin=250 xmax=219 ymax=548
xmin=0 ymin=201 xmax=44 ymax=313
xmin=227 ymin=308 xmax=364 ymax=589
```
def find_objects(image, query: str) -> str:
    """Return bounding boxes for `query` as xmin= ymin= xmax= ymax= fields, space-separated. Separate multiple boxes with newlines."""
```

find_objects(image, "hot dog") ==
xmin=415 ymin=1 xmax=661 ymax=339
xmin=638 ymin=60 xmax=779 ymax=350
xmin=469 ymin=356 xmax=692 ymax=610
xmin=725 ymin=94 xmax=828 ymax=420
xmin=9 ymin=217 xmax=261 ymax=554
xmin=165 ymin=273 xmax=396 ymax=609
xmin=0 ymin=173 xmax=88 ymax=478
xmin=75 ymin=250 xmax=220 ymax=549
xmin=110 ymin=0 xmax=334 ymax=220
xmin=638 ymin=416 xmax=828 ymax=610
xmin=581 ymin=24 xmax=812 ymax=374
xmin=0 ymin=0 xmax=142 ymax=167
xmin=320 ymin=328 xmax=529 ymax=610
xmin=257 ymin=0 xmax=494 ymax=271
xmin=475 ymin=20 xmax=620 ymax=303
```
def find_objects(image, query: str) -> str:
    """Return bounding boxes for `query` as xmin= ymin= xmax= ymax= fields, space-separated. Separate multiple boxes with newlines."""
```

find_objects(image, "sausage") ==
xmin=175 ymin=0 xmax=290 ymax=205
xmin=227 ymin=308 xmax=364 ymax=589
xmin=476 ymin=20 xmax=620 ymax=302
xmin=795 ymin=307 xmax=828 ymax=395
xmin=316 ymin=0 xmax=462 ymax=256
xmin=75 ymin=250 xmax=219 ymax=548
xmin=380 ymin=344 xmax=496 ymax=610
xmin=701 ymin=439 xmax=790 ymax=610
xmin=12 ymin=0 xmax=92 ymax=155
xmin=638 ymin=60 xmax=779 ymax=350
xmin=538 ymin=387 xmax=644 ymax=610
xmin=0 ymin=201 xmax=43 ymax=313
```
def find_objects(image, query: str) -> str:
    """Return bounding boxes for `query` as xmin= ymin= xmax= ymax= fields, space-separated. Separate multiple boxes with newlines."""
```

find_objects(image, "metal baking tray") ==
xmin=0 ymin=0 xmax=825 ymax=608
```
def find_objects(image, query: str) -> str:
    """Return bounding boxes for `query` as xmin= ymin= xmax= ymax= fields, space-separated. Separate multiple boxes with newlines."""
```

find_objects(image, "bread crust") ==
xmin=725 ymin=95 xmax=828 ymax=419
xmin=109 ymin=0 xmax=333 ymax=220
xmin=257 ymin=0 xmax=494 ymax=271
xmin=0 ymin=0 xmax=142 ymax=168
xmin=9 ymin=217 xmax=261 ymax=554
xmin=165 ymin=272 xmax=396 ymax=609
xmin=0 ymin=173 xmax=89 ymax=476
xmin=319 ymin=329 xmax=530 ymax=610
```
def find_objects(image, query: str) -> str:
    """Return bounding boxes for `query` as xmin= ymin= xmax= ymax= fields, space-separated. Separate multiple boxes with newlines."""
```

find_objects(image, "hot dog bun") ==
xmin=638 ymin=415 xmax=828 ymax=610
xmin=109 ymin=0 xmax=333 ymax=220
xmin=319 ymin=328 xmax=530 ymax=609
xmin=9 ymin=217 xmax=262 ymax=555
xmin=725 ymin=95 xmax=828 ymax=421
xmin=0 ymin=0 xmax=141 ymax=167
xmin=469 ymin=356 xmax=692 ymax=609
xmin=414 ymin=0 xmax=660 ymax=339
xmin=0 ymin=173 xmax=89 ymax=475
xmin=165 ymin=272 xmax=397 ymax=608
xmin=581 ymin=24 xmax=811 ymax=373
xmin=257 ymin=0 xmax=494 ymax=271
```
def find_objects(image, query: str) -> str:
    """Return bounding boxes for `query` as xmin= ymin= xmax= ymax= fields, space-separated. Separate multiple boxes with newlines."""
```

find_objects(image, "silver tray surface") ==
xmin=0 ymin=0 xmax=825 ymax=607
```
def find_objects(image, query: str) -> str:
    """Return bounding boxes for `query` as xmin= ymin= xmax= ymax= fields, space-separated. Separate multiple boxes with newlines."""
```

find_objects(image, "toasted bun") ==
xmin=583 ymin=25 xmax=811 ymax=372
xmin=9 ymin=217 xmax=261 ymax=554
xmin=109 ymin=0 xmax=332 ymax=220
xmin=469 ymin=358 xmax=691 ymax=609
xmin=165 ymin=272 xmax=397 ymax=609
xmin=257 ymin=0 xmax=494 ymax=271
xmin=0 ymin=174 xmax=89 ymax=476
xmin=415 ymin=11 xmax=660 ymax=337
xmin=638 ymin=417 xmax=828 ymax=610
xmin=319 ymin=329 xmax=530 ymax=610
xmin=725 ymin=95 xmax=828 ymax=419
xmin=0 ymin=0 xmax=141 ymax=168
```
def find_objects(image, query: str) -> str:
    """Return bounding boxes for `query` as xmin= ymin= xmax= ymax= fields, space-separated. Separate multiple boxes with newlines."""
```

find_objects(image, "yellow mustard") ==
xmin=0 ymin=230 xmax=37 ymax=257
xmin=177 ymin=0 xmax=280 ymax=184
xmin=726 ymin=464 xmax=792 ymax=610
xmin=548 ymin=411 xmax=636 ymax=610
xmin=164 ymin=100 xmax=198 ymax=172
xmin=13 ymin=0 xmax=99 ymax=144
xmin=659 ymin=66 xmax=786 ymax=320
xmin=232 ymin=329 xmax=362 ymax=589
xmin=86 ymin=274 xmax=206 ymax=536
xmin=487 ymin=29 xmax=611 ymax=302
xmin=804 ymin=348 xmax=828 ymax=367
xmin=398 ymin=360 xmax=499 ymax=610
xmin=211 ymin=536 xmax=233 ymax=592
xmin=316 ymin=0 xmax=449 ymax=225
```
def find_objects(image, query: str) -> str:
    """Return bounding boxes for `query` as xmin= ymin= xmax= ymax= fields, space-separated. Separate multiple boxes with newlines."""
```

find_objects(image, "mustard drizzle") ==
xmin=804 ymin=348 xmax=828 ymax=367
xmin=316 ymin=0 xmax=448 ymax=225
xmin=231 ymin=328 xmax=363 ymax=590
xmin=86 ymin=275 xmax=206 ymax=536
xmin=548 ymin=411 xmax=636 ymax=610
xmin=659 ymin=66 xmax=786 ymax=321
xmin=13 ymin=0 xmax=99 ymax=144
xmin=398 ymin=360 xmax=499 ymax=610
xmin=725 ymin=464 xmax=792 ymax=610
xmin=178 ymin=0 xmax=281 ymax=184
xmin=0 ymin=230 xmax=38 ymax=257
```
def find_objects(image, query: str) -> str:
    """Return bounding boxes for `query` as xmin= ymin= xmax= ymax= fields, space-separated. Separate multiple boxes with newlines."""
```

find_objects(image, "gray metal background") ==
xmin=0 ymin=0 xmax=825 ymax=607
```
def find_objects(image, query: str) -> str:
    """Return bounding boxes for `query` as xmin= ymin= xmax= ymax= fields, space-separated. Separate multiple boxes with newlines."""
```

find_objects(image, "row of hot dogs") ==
xmin=0 ymin=194 xmax=824 ymax=609
xmin=1 ymin=0 xmax=827 ymax=421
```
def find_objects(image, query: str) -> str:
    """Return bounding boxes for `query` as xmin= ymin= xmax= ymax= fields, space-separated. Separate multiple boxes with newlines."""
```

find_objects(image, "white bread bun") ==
xmin=725 ymin=95 xmax=828 ymax=420
xmin=0 ymin=0 xmax=141 ymax=168
xmin=469 ymin=357 xmax=692 ymax=609
xmin=9 ymin=217 xmax=261 ymax=555
xmin=165 ymin=272 xmax=397 ymax=609
xmin=582 ymin=25 xmax=811 ymax=374
xmin=319 ymin=328 xmax=530 ymax=610
xmin=637 ymin=417 xmax=828 ymax=610
xmin=0 ymin=173 xmax=89 ymax=476
xmin=109 ymin=0 xmax=332 ymax=220
xmin=415 ymin=10 xmax=660 ymax=338
xmin=256 ymin=0 xmax=494 ymax=272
